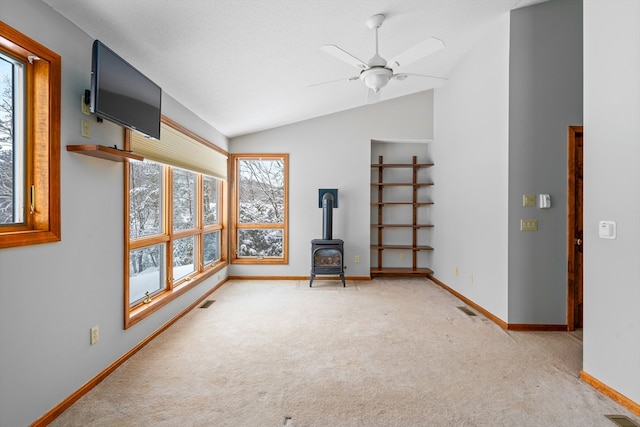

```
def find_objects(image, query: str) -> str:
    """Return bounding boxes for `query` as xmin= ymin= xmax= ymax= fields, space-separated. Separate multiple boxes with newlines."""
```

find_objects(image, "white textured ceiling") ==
xmin=43 ymin=0 xmax=545 ymax=138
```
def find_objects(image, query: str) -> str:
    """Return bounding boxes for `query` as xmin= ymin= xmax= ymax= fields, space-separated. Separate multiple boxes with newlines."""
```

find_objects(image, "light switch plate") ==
xmin=81 ymin=119 xmax=91 ymax=138
xmin=523 ymin=194 xmax=536 ymax=207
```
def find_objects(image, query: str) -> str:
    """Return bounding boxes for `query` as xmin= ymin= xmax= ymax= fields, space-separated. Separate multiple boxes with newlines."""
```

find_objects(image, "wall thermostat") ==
xmin=539 ymin=194 xmax=551 ymax=208
xmin=599 ymin=220 xmax=616 ymax=239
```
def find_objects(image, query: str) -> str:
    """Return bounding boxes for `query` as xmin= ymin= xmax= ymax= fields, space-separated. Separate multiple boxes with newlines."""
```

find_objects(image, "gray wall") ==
xmin=583 ymin=0 xmax=640 ymax=405
xmin=507 ymin=0 xmax=583 ymax=324
xmin=229 ymin=91 xmax=435 ymax=279
xmin=0 ymin=2 xmax=229 ymax=426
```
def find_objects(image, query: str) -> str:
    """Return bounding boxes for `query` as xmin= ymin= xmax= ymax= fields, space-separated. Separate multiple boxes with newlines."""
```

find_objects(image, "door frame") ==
xmin=567 ymin=125 xmax=583 ymax=331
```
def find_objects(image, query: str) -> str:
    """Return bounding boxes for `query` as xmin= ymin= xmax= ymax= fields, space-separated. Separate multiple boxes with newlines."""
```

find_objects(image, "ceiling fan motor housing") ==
xmin=360 ymin=67 xmax=393 ymax=92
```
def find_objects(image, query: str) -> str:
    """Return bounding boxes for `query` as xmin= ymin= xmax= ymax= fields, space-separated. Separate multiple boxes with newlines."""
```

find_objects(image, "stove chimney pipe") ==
xmin=322 ymin=193 xmax=334 ymax=240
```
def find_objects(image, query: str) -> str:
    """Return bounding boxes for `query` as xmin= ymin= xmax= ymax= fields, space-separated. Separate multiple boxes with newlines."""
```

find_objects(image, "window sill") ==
xmin=125 ymin=260 xmax=226 ymax=329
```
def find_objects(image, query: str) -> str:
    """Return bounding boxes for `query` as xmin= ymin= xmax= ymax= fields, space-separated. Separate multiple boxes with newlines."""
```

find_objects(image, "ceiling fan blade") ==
xmin=388 ymin=37 xmax=445 ymax=69
xmin=321 ymin=45 xmax=368 ymax=69
xmin=308 ymin=75 xmax=360 ymax=88
xmin=394 ymin=73 xmax=449 ymax=81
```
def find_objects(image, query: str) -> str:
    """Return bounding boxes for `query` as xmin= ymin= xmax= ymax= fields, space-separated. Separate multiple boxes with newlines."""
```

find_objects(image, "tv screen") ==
xmin=90 ymin=40 xmax=161 ymax=139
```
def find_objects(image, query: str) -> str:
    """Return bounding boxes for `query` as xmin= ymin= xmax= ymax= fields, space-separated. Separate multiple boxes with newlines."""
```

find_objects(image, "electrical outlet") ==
xmin=469 ymin=274 xmax=474 ymax=284
xmin=90 ymin=325 xmax=99 ymax=345
xmin=455 ymin=266 xmax=460 ymax=276
xmin=520 ymin=219 xmax=538 ymax=231
xmin=399 ymin=253 xmax=404 ymax=261
xmin=81 ymin=119 xmax=91 ymax=138
xmin=354 ymin=255 xmax=360 ymax=263
xmin=81 ymin=95 xmax=91 ymax=115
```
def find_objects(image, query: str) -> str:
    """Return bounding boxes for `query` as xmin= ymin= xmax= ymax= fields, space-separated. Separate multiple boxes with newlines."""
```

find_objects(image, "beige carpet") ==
xmin=50 ymin=278 xmax=639 ymax=426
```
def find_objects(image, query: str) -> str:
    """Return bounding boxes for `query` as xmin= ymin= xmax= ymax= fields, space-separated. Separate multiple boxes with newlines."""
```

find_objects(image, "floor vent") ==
xmin=457 ymin=306 xmax=477 ymax=316
xmin=199 ymin=300 xmax=216 ymax=309
xmin=605 ymin=415 xmax=640 ymax=427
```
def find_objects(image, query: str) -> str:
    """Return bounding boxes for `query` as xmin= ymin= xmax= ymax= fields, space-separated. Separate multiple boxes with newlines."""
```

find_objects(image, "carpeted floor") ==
xmin=50 ymin=278 xmax=639 ymax=426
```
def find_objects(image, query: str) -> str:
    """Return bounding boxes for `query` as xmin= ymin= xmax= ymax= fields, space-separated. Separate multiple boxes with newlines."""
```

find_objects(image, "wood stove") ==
xmin=310 ymin=193 xmax=345 ymax=287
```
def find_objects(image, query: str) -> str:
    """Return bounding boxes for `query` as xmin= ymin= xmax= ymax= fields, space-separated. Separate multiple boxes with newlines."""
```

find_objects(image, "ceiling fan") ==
xmin=313 ymin=14 xmax=447 ymax=102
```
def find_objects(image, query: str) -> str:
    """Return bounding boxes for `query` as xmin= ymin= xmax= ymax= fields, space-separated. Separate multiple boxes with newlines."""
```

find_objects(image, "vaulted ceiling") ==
xmin=43 ymin=0 xmax=546 ymax=138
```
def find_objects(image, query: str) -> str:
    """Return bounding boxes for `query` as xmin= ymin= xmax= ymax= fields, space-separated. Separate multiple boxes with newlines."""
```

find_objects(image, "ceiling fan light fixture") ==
xmin=360 ymin=67 xmax=393 ymax=92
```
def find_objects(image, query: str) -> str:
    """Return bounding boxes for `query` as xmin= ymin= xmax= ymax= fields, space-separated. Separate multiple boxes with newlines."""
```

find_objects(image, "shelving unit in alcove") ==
xmin=371 ymin=155 xmax=434 ymax=277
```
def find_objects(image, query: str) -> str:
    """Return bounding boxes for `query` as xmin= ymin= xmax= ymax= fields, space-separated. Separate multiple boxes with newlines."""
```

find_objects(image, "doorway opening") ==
xmin=567 ymin=125 xmax=583 ymax=331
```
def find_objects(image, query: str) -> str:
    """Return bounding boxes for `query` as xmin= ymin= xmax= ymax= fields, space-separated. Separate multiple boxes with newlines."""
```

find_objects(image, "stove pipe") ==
xmin=322 ymin=193 xmax=334 ymax=240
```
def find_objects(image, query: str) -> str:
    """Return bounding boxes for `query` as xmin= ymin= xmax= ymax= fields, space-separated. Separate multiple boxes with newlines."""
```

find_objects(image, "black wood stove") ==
xmin=310 ymin=193 xmax=345 ymax=287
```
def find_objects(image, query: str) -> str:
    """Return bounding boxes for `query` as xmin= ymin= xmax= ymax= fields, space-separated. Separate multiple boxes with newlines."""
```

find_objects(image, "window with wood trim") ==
xmin=0 ymin=22 xmax=61 ymax=249
xmin=230 ymin=154 xmax=288 ymax=264
xmin=125 ymin=119 xmax=227 ymax=328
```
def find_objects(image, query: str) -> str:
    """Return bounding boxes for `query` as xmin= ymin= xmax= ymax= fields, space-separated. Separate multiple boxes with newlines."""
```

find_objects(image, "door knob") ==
xmin=575 ymin=238 xmax=582 ymax=246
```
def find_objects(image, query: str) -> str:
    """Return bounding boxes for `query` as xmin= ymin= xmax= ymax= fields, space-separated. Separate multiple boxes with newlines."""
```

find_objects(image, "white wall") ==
xmin=0 ymin=2 xmax=229 ymax=425
xmin=432 ymin=14 xmax=511 ymax=321
xmin=583 ymin=0 xmax=640 ymax=405
xmin=229 ymin=91 xmax=434 ymax=278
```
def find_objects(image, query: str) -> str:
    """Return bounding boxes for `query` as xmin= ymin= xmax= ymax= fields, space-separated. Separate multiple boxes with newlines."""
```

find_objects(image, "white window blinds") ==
xmin=130 ymin=122 xmax=227 ymax=179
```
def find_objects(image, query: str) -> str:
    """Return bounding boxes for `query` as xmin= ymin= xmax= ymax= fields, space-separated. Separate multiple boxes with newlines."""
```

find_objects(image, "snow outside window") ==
xmin=231 ymin=154 xmax=288 ymax=264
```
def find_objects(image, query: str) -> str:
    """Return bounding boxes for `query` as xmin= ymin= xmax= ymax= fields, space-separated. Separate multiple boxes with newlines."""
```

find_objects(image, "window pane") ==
xmin=238 ymin=159 xmax=284 ymax=224
xmin=129 ymin=161 xmax=162 ymax=238
xmin=129 ymin=244 xmax=165 ymax=305
xmin=0 ymin=52 xmax=25 ymax=225
xmin=204 ymin=231 xmax=220 ymax=266
xmin=203 ymin=175 xmax=218 ymax=226
xmin=173 ymin=168 xmax=196 ymax=231
xmin=238 ymin=228 xmax=283 ymax=258
xmin=173 ymin=235 xmax=195 ymax=281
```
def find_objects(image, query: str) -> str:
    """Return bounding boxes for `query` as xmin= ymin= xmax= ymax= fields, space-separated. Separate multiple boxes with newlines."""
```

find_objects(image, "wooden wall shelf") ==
xmin=66 ymin=144 xmax=143 ymax=162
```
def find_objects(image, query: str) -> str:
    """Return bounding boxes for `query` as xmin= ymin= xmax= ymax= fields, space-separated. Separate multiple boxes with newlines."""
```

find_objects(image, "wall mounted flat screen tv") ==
xmin=90 ymin=40 xmax=162 ymax=139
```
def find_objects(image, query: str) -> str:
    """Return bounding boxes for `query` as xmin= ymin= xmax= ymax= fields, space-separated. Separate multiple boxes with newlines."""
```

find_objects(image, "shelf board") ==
xmin=371 ymin=182 xmax=434 ymax=187
xmin=371 ymin=163 xmax=434 ymax=169
xmin=371 ymin=224 xmax=434 ymax=228
xmin=371 ymin=202 xmax=434 ymax=206
xmin=370 ymin=245 xmax=434 ymax=251
xmin=370 ymin=267 xmax=434 ymax=277
xmin=67 ymin=144 xmax=144 ymax=162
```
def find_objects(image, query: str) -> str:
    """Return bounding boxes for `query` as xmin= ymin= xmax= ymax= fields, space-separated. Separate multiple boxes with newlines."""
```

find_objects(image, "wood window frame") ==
xmin=0 ymin=22 xmax=61 ymax=249
xmin=124 ymin=118 xmax=228 ymax=329
xmin=230 ymin=153 xmax=288 ymax=265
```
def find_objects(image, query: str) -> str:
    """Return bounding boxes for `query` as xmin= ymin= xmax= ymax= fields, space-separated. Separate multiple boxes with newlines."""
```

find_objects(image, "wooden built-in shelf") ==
xmin=371 ymin=155 xmax=434 ymax=277
xmin=66 ymin=144 xmax=144 ymax=162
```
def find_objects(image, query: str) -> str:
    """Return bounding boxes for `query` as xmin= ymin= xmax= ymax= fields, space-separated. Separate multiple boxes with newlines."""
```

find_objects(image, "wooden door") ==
xmin=567 ymin=126 xmax=583 ymax=330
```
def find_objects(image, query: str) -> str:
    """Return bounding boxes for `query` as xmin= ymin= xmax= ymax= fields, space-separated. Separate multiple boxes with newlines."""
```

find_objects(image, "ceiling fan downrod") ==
xmin=366 ymin=14 xmax=387 ymax=67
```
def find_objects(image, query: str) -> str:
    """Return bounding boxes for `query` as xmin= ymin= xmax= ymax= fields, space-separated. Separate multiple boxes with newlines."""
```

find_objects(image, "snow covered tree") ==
xmin=0 ymin=71 xmax=15 ymax=224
